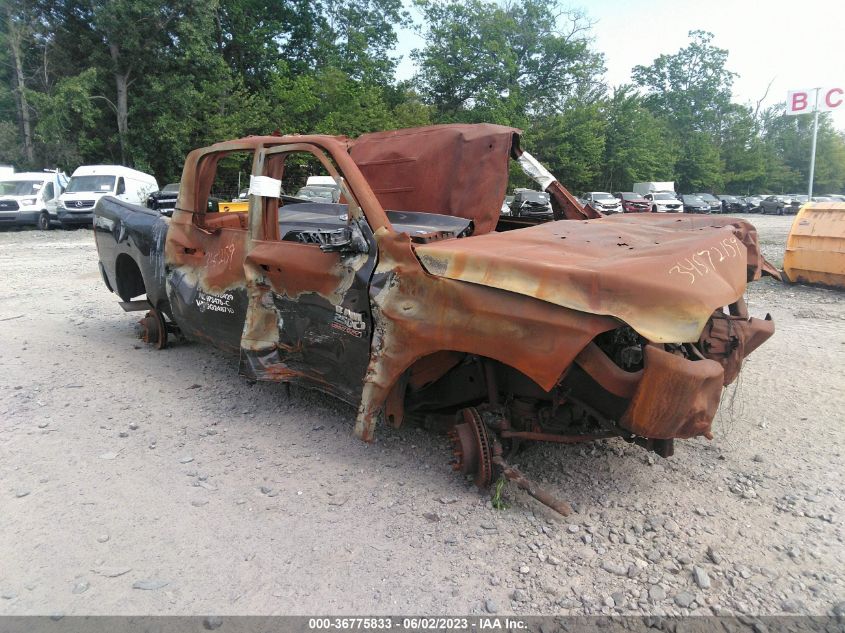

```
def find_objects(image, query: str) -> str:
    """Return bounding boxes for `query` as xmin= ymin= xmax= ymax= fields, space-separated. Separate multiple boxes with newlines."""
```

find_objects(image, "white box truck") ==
xmin=633 ymin=182 xmax=675 ymax=196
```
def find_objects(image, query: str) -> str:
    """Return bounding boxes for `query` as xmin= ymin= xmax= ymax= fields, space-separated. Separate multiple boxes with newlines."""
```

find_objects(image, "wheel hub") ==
xmin=137 ymin=309 xmax=168 ymax=350
xmin=448 ymin=407 xmax=493 ymax=487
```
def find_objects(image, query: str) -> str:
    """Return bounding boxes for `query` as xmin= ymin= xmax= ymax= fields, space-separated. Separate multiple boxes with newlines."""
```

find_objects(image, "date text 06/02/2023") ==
xmin=307 ymin=616 xmax=528 ymax=630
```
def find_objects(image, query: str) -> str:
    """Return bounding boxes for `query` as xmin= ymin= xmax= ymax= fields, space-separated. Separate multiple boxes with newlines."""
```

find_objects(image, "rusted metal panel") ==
xmin=603 ymin=213 xmax=782 ymax=281
xmin=620 ymin=345 xmax=724 ymax=440
xmin=350 ymin=124 xmax=517 ymax=235
xmin=415 ymin=215 xmax=753 ymax=343
xmin=698 ymin=299 xmax=775 ymax=386
xmin=354 ymin=227 xmax=621 ymax=441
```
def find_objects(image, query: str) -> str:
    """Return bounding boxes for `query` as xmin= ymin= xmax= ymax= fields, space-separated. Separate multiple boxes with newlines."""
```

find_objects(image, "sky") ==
xmin=393 ymin=0 xmax=845 ymax=129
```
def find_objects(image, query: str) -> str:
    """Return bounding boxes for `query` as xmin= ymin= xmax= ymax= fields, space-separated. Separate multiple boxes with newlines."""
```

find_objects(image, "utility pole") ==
xmin=807 ymin=88 xmax=820 ymax=199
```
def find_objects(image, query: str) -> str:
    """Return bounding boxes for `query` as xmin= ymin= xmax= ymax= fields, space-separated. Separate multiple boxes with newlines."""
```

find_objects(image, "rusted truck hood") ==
xmin=415 ymin=215 xmax=765 ymax=343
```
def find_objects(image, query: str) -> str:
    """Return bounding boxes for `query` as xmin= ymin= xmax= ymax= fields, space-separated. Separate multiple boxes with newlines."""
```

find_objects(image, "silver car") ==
xmin=583 ymin=191 xmax=622 ymax=214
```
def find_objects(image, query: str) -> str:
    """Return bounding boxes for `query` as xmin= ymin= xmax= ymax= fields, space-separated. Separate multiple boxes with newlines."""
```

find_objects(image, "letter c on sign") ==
xmin=826 ymin=88 xmax=844 ymax=109
xmin=791 ymin=91 xmax=808 ymax=112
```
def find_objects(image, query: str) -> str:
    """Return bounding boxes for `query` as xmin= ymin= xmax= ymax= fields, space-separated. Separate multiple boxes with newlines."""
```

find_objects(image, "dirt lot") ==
xmin=1 ymin=214 xmax=843 ymax=617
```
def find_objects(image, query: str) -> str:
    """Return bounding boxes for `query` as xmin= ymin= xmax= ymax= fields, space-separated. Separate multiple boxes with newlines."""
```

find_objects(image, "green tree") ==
xmin=632 ymin=30 xmax=735 ymax=137
xmin=525 ymin=102 xmax=606 ymax=192
xmin=27 ymin=69 xmax=100 ymax=167
xmin=674 ymin=132 xmax=723 ymax=191
xmin=412 ymin=0 xmax=604 ymax=123
xmin=600 ymin=86 xmax=675 ymax=191
xmin=0 ymin=0 xmax=38 ymax=165
xmin=762 ymin=105 xmax=845 ymax=194
xmin=633 ymin=30 xmax=736 ymax=191
xmin=42 ymin=0 xmax=216 ymax=165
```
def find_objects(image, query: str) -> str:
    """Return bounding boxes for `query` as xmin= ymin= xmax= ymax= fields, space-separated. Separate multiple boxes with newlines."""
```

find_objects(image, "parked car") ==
xmin=645 ymin=191 xmax=683 ymax=213
xmin=614 ymin=192 xmax=651 ymax=213
xmin=681 ymin=195 xmax=711 ymax=213
xmin=500 ymin=196 xmax=513 ymax=217
xmin=509 ymin=188 xmax=553 ymax=218
xmin=295 ymin=185 xmax=340 ymax=203
xmin=717 ymin=195 xmax=745 ymax=214
xmin=59 ymin=165 xmax=158 ymax=228
xmin=693 ymin=193 xmax=722 ymax=214
xmin=741 ymin=196 xmax=762 ymax=212
xmin=811 ymin=196 xmax=833 ymax=202
xmin=822 ymin=194 xmax=845 ymax=202
xmin=583 ymin=191 xmax=622 ymax=214
xmin=759 ymin=195 xmax=799 ymax=215
xmin=146 ymin=182 xmax=180 ymax=216
xmin=0 ymin=170 xmax=68 ymax=230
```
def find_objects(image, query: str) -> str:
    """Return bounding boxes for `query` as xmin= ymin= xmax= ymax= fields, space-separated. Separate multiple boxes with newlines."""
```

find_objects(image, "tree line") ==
xmin=2 ymin=0 xmax=844 ymax=194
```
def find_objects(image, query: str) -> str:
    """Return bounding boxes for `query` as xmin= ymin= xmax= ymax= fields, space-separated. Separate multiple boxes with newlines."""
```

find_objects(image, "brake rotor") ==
xmin=138 ymin=309 xmax=168 ymax=350
xmin=448 ymin=407 xmax=493 ymax=487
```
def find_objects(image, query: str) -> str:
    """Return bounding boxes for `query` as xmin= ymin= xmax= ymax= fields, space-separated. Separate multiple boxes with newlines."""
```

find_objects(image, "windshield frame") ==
xmin=620 ymin=192 xmax=646 ymax=201
xmin=0 ymin=180 xmax=44 ymax=196
xmin=66 ymin=174 xmax=116 ymax=194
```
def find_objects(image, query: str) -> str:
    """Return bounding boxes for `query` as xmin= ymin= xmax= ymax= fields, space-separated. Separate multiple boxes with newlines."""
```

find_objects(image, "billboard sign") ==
xmin=786 ymin=87 xmax=844 ymax=115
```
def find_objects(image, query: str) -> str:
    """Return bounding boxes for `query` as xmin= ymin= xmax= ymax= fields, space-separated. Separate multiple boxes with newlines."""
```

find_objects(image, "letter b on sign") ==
xmin=787 ymin=90 xmax=809 ymax=114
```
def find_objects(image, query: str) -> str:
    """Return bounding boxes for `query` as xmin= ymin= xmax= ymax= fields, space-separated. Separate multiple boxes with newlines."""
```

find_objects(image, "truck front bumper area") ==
xmin=623 ymin=318 xmax=774 ymax=440
xmin=58 ymin=209 xmax=94 ymax=227
xmin=0 ymin=210 xmax=39 ymax=226
xmin=619 ymin=345 xmax=724 ymax=440
xmin=575 ymin=312 xmax=775 ymax=441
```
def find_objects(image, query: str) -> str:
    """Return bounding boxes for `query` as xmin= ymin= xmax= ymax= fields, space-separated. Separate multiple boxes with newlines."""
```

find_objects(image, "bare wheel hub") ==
xmin=137 ymin=309 xmax=168 ymax=350
xmin=448 ymin=407 xmax=493 ymax=487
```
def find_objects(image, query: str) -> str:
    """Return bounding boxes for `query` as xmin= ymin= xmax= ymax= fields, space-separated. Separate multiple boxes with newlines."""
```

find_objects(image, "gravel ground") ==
xmin=0 ymin=214 xmax=843 ymax=617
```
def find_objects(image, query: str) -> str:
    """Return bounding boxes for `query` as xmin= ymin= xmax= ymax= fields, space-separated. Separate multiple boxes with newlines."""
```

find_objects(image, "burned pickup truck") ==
xmin=94 ymin=124 xmax=776 ymax=513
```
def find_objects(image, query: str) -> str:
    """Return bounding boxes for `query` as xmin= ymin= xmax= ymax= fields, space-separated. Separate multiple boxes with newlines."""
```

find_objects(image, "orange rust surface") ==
xmin=573 ymin=343 xmax=641 ymax=399
xmin=354 ymin=228 xmax=620 ymax=440
xmin=350 ymin=124 xmax=517 ymax=235
xmin=246 ymin=240 xmax=345 ymax=300
xmin=407 ymin=351 xmax=465 ymax=390
xmin=699 ymin=311 xmax=775 ymax=385
xmin=602 ymin=213 xmax=782 ymax=281
xmin=164 ymin=222 xmax=248 ymax=294
xmin=415 ymin=215 xmax=754 ymax=343
xmin=620 ymin=345 xmax=724 ymax=439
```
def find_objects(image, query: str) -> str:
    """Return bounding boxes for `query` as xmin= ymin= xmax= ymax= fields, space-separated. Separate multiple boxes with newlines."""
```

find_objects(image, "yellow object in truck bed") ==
xmin=219 ymin=200 xmax=249 ymax=213
xmin=783 ymin=202 xmax=845 ymax=289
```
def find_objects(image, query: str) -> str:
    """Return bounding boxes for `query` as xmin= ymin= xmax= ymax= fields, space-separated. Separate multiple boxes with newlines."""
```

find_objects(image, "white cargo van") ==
xmin=0 ymin=170 xmax=69 ymax=229
xmin=58 ymin=165 xmax=158 ymax=228
xmin=305 ymin=175 xmax=337 ymax=188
